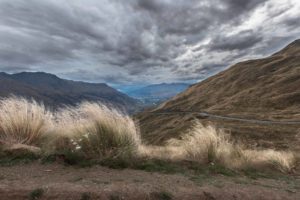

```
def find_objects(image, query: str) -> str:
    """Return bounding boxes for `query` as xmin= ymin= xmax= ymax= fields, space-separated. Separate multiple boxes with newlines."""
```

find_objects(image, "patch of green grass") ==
xmin=133 ymin=159 xmax=184 ymax=174
xmin=29 ymin=188 xmax=44 ymax=200
xmin=42 ymin=152 xmax=134 ymax=169
xmin=208 ymin=164 xmax=237 ymax=176
xmin=91 ymin=179 xmax=110 ymax=185
xmin=69 ymin=177 xmax=83 ymax=182
xmin=187 ymin=163 xmax=238 ymax=186
xmin=212 ymin=181 xmax=224 ymax=188
xmin=0 ymin=154 xmax=39 ymax=166
xmin=242 ymin=168 xmax=281 ymax=180
xmin=133 ymin=178 xmax=143 ymax=183
xmin=233 ymin=178 xmax=250 ymax=185
xmin=100 ymin=157 xmax=131 ymax=169
xmin=100 ymin=158 xmax=185 ymax=174
xmin=151 ymin=191 xmax=173 ymax=200
xmin=41 ymin=152 xmax=96 ymax=167
xmin=81 ymin=192 xmax=91 ymax=200
xmin=188 ymin=163 xmax=237 ymax=177
xmin=40 ymin=154 xmax=56 ymax=164
xmin=293 ymin=184 xmax=300 ymax=190
xmin=56 ymin=151 xmax=88 ymax=166
xmin=109 ymin=194 xmax=121 ymax=200
xmin=189 ymin=174 xmax=210 ymax=186
xmin=285 ymin=189 xmax=297 ymax=193
xmin=243 ymin=168 xmax=268 ymax=180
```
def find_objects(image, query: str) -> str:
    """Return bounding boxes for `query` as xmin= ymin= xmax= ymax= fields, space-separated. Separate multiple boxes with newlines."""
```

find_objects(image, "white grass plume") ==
xmin=52 ymin=102 xmax=141 ymax=159
xmin=0 ymin=97 xmax=52 ymax=146
xmin=140 ymin=122 xmax=296 ymax=172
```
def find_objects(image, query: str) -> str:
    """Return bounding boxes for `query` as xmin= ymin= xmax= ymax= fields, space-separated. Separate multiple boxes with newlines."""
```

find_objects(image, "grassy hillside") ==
xmin=137 ymin=40 xmax=300 ymax=150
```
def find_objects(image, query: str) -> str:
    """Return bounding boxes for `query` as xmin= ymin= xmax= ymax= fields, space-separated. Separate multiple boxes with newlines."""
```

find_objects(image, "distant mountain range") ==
xmin=0 ymin=72 xmax=140 ymax=113
xmin=137 ymin=39 xmax=300 ymax=148
xmin=126 ymin=83 xmax=190 ymax=106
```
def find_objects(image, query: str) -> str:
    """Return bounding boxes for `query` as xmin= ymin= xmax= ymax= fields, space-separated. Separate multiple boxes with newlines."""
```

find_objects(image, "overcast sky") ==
xmin=0 ymin=0 xmax=299 ymax=86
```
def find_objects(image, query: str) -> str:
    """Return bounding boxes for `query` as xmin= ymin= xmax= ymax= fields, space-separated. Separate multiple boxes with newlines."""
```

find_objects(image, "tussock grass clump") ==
xmin=0 ymin=97 xmax=52 ymax=146
xmin=241 ymin=149 xmax=296 ymax=173
xmin=29 ymin=188 xmax=44 ymax=200
xmin=168 ymin=124 xmax=234 ymax=164
xmin=52 ymin=102 xmax=141 ymax=160
xmin=0 ymin=97 xmax=296 ymax=173
xmin=141 ymin=122 xmax=296 ymax=172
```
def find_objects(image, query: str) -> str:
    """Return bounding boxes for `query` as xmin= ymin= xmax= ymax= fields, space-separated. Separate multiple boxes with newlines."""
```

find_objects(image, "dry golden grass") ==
xmin=0 ymin=97 xmax=53 ymax=146
xmin=140 ymin=122 xmax=296 ymax=172
xmin=48 ymin=102 xmax=141 ymax=160
xmin=0 ymin=97 xmax=296 ymax=172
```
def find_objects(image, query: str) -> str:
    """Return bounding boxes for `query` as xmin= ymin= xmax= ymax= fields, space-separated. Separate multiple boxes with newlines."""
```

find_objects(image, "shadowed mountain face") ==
xmin=0 ymin=72 xmax=140 ymax=113
xmin=137 ymin=39 xmax=300 ymax=150
xmin=127 ymin=83 xmax=190 ymax=106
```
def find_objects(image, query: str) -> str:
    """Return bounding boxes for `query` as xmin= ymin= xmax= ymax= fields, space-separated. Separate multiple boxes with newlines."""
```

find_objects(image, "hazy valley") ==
xmin=125 ymin=83 xmax=190 ymax=106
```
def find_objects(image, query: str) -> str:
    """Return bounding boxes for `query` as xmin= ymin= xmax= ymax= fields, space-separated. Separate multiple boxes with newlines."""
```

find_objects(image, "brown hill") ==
xmin=137 ymin=39 xmax=300 ymax=150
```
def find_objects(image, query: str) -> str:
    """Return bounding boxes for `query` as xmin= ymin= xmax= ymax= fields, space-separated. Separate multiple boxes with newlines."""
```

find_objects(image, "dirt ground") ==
xmin=0 ymin=162 xmax=299 ymax=200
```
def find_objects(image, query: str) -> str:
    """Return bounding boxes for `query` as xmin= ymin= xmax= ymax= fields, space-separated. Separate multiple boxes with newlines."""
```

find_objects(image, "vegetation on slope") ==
xmin=0 ymin=97 xmax=296 ymax=173
xmin=136 ymin=39 xmax=300 ymax=149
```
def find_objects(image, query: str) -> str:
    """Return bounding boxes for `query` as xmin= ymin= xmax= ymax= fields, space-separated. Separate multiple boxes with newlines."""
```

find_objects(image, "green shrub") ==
xmin=29 ymin=188 xmax=44 ymax=200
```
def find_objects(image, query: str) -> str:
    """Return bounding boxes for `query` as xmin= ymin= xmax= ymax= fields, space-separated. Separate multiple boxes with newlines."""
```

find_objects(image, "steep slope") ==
xmin=159 ymin=39 xmax=300 ymax=118
xmin=137 ymin=39 xmax=300 ymax=149
xmin=0 ymin=72 xmax=139 ymax=112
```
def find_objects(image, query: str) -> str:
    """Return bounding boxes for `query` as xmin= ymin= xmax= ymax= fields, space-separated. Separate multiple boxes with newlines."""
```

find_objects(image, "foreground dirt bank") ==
xmin=0 ymin=163 xmax=299 ymax=200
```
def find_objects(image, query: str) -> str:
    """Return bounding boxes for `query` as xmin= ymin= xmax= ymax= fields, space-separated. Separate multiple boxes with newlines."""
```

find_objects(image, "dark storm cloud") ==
xmin=0 ymin=0 xmax=299 ymax=85
xmin=137 ymin=0 xmax=164 ymax=12
xmin=224 ymin=0 xmax=268 ymax=13
xmin=209 ymin=30 xmax=263 ymax=51
xmin=284 ymin=17 xmax=300 ymax=29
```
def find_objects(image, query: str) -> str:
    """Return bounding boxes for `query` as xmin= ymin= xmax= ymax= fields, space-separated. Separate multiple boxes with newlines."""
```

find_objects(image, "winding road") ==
xmin=147 ymin=111 xmax=300 ymax=125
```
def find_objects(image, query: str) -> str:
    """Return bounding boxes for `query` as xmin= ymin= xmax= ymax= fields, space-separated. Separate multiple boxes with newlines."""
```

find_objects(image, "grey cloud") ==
xmin=62 ymin=69 xmax=133 ymax=85
xmin=0 ymin=65 xmax=33 ymax=73
xmin=224 ymin=0 xmax=268 ymax=13
xmin=254 ymin=36 xmax=298 ymax=56
xmin=284 ymin=17 xmax=300 ymax=29
xmin=209 ymin=30 xmax=263 ymax=51
xmin=137 ymin=0 xmax=164 ymax=12
xmin=0 ymin=0 xmax=299 ymax=85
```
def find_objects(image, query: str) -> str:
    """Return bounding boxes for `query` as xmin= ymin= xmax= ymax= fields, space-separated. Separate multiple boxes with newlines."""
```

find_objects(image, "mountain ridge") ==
xmin=0 ymin=72 xmax=140 ymax=112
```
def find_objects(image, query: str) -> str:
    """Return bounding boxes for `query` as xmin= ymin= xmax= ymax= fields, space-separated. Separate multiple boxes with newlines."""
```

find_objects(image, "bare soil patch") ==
xmin=0 ymin=162 xmax=299 ymax=200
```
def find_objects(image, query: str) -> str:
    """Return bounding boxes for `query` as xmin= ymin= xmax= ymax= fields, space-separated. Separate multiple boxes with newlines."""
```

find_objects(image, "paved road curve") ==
xmin=147 ymin=111 xmax=300 ymax=125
